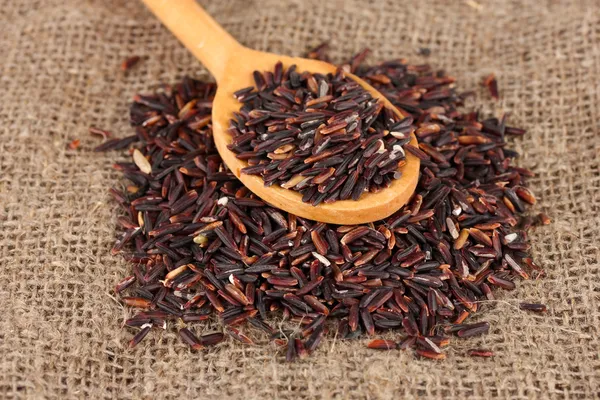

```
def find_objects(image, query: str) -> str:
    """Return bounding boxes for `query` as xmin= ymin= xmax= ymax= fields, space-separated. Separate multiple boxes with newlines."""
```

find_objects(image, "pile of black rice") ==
xmin=98 ymin=46 xmax=548 ymax=360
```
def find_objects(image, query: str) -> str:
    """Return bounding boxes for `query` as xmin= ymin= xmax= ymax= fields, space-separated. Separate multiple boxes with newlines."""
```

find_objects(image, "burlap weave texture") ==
xmin=0 ymin=0 xmax=598 ymax=398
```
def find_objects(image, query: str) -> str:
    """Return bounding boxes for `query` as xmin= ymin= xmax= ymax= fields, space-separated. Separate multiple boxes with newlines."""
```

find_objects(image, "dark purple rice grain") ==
xmin=129 ymin=325 xmax=152 ymax=348
xmin=456 ymin=321 xmax=490 ymax=338
xmin=115 ymin=275 xmax=136 ymax=293
xmin=179 ymin=327 xmax=203 ymax=350
xmin=226 ymin=327 xmax=254 ymax=344
xmin=416 ymin=348 xmax=446 ymax=360
xmin=286 ymin=336 xmax=297 ymax=362
xmin=305 ymin=324 xmax=325 ymax=352
xmin=482 ymin=73 xmax=499 ymax=100
xmin=121 ymin=56 xmax=141 ymax=71
xmin=468 ymin=349 xmax=495 ymax=357
xmin=199 ymin=332 xmax=225 ymax=346
xmin=367 ymin=339 xmax=397 ymax=350
xmin=519 ymin=302 xmax=548 ymax=313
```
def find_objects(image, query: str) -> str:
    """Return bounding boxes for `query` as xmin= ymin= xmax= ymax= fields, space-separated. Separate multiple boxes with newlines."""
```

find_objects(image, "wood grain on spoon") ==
xmin=141 ymin=0 xmax=419 ymax=224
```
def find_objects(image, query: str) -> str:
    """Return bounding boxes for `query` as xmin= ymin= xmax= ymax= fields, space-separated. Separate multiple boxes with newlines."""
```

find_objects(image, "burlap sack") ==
xmin=1 ymin=0 xmax=598 ymax=398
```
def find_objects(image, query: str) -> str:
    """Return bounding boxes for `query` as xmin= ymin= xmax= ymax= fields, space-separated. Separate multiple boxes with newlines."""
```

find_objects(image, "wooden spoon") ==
xmin=141 ymin=0 xmax=419 ymax=224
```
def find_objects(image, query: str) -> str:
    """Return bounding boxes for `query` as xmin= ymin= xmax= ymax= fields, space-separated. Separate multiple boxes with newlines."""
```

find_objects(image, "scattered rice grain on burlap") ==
xmin=0 ymin=0 xmax=598 ymax=398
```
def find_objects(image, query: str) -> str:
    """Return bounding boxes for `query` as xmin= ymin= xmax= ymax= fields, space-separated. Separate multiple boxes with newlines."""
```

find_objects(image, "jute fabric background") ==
xmin=0 ymin=0 xmax=598 ymax=398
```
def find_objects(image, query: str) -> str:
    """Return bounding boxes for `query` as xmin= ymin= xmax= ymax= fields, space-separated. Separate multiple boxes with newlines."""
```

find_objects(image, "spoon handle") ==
xmin=141 ymin=0 xmax=242 ymax=82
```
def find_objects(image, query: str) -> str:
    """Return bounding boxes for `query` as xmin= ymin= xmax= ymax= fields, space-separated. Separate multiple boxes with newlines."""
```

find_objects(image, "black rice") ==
xmin=227 ymin=64 xmax=411 ymax=205
xmin=102 ymin=47 xmax=546 ymax=360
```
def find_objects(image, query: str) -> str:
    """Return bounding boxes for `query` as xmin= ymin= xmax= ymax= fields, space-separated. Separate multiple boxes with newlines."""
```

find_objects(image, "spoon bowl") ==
xmin=142 ymin=0 xmax=419 ymax=224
